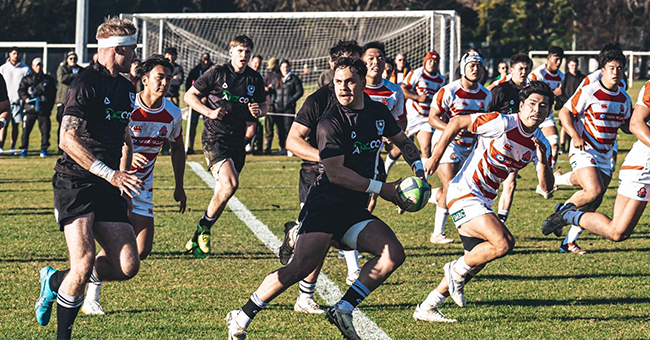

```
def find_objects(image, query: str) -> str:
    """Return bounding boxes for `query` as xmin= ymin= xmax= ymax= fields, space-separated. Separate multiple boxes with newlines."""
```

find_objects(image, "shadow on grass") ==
xmin=0 ymin=188 xmax=50 ymax=193
xmin=3 ymin=207 xmax=52 ymax=216
xmin=0 ymin=178 xmax=50 ymax=183
xmin=479 ymin=272 xmax=650 ymax=281
xmin=0 ymin=256 xmax=67 ymax=262
xmin=148 ymin=250 xmax=276 ymax=260
xmin=473 ymin=296 xmax=650 ymax=307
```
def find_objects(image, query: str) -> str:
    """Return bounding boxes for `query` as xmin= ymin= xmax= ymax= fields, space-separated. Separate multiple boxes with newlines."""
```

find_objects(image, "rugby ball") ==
xmin=397 ymin=176 xmax=431 ymax=212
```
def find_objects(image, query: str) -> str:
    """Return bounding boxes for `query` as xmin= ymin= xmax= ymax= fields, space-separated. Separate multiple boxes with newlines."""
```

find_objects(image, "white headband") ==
xmin=97 ymin=34 xmax=137 ymax=48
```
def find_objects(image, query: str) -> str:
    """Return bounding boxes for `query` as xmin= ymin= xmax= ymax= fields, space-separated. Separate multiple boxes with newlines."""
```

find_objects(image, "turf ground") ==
xmin=1 ymin=81 xmax=650 ymax=339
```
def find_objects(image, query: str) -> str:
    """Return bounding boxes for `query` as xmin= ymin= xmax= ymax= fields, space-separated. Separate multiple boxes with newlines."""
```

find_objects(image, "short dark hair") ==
xmin=567 ymin=56 xmax=579 ymax=64
xmin=163 ymin=47 xmax=177 ymax=56
xmin=334 ymin=57 xmax=367 ymax=78
xmin=9 ymin=46 xmax=20 ymax=54
xmin=519 ymin=80 xmax=554 ymax=106
xmin=279 ymin=59 xmax=291 ymax=68
xmin=230 ymin=35 xmax=254 ymax=50
xmin=548 ymin=46 xmax=564 ymax=58
xmin=509 ymin=53 xmax=532 ymax=69
xmin=136 ymin=54 xmax=173 ymax=79
xmin=598 ymin=42 xmax=622 ymax=66
xmin=252 ymin=55 xmax=263 ymax=61
xmin=329 ymin=40 xmax=362 ymax=61
xmin=599 ymin=49 xmax=627 ymax=69
xmin=362 ymin=41 xmax=385 ymax=57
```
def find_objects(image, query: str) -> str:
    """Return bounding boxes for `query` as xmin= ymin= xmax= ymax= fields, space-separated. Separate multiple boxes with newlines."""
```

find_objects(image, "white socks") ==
xmin=344 ymin=250 xmax=360 ymax=275
xmin=434 ymin=205 xmax=449 ymax=235
xmin=563 ymin=225 xmax=584 ymax=245
xmin=298 ymin=280 xmax=316 ymax=300
xmin=453 ymin=256 xmax=472 ymax=276
xmin=421 ymin=289 xmax=446 ymax=310
xmin=555 ymin=171 xmax=574 ymax=186
xmin=86 ymin=282 xmax=102 ymax=302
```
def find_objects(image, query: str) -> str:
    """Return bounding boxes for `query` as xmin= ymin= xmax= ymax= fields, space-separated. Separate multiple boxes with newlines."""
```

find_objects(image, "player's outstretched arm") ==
xmin=630 ymin=104 xmax=650 ymax=148
xmin=533 ymin=137 xmax=554 ymax=195
xmin=170 ymin=138 xmax=187 ymax=213
xmin=559 ymin=106 xmax=583 ymax=150
xmin=286 ymin=122 xmax=319 ymax=162
xmin=425 ymin=115 xmax=472 ymax=175
xmin=389 ymin=132 xmax=425 ymax=179
xmin=321 ymin=155 xmax=406 ymax=210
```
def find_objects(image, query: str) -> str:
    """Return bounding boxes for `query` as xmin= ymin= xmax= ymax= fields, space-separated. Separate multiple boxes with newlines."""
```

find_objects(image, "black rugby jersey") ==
xmin=193 ymin=62 xmax=265 ymax=139
xmin=0 ymin=74 xmax=8 ymax=102
xmin=488 ymin=80 xmax=525 ymax=115
xmin=54 ymin=63 xmax=136 ymax=179
xmin=309 ymin=96 xmax=401 ymax=207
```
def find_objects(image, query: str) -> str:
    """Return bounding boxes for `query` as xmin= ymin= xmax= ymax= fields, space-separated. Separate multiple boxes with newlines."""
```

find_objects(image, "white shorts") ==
xmin=446 ymin=184 xmax=493 ymax=228
xmin=132 ymin=174 xmax=154 ymax=218
xmin=568 ymin=144 xmax=614 ymax=177
xmin=406 ymin=115 xmax=433 ymax=137
xmin=618 ymin=179 xmax=650 ymax=202
xmin=538 ymin=111 xmax=556 ymax=129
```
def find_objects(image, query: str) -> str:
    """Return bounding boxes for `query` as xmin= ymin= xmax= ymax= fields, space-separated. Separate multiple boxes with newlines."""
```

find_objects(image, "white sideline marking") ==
xmin=189 ymin=161 xmax=391 ymax=340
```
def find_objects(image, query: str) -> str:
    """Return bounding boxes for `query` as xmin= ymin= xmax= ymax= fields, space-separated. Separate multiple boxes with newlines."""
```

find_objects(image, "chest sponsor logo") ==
xmin=451 ymin=209 xmax=466 ymax=222
xmin=104 ymin=97 xmax=111 ymax=105
xmin=105 ymin=108 xmax=131 ymax=123
xmin=522 ymin=150 xmax=532 ymax=163
xmin=638 ymin=187 xmax=647 ymax=198
xmin=351 ymin=131 xmax=356 ymax=139
xmin=376 ymin=119 xmax=385 ymax=136
xmin=222 ymin=82 xmax=228 ymax=89
xmin=158 ymin=126 xmax=168 ymax=138
xmin=247 ymin=85 xmax=255 ymax=96
xmin=352 ymin=139 xmax=382 ymax=155
xmin=222 ymin=90 xmax=251 ymax=104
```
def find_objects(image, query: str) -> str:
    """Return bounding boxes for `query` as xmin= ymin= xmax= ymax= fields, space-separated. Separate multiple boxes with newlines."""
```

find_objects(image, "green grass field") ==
xmin=1 ymin=80 xmax=649 ymax=339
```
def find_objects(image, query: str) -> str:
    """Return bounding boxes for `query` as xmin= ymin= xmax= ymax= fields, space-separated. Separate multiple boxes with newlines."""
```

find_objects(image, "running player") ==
xmin=394 ymin=51 xmax=445 ymax=176
xmin=548 ymin=49 xmax=631 ymax=254
xmin=281 ymin=40 xmax=364 ymax=313
xmin=226 ymin=57 xmax=425 ymax=340
xmin=528 ymin=46 xmax=564 ymax=171
xmin=362 ymin=41 xmax=406 ymax=213
xmin=183 ymin=35 xmax=267 ymax=257
xmin=414 ymin=81 xmax=554 ymax=322
xmin=80 ymin=55 xmax=186 ymax=315
xmin=428 ymin=51 xmax=491 ymax=244
xmin=543 ymin=79 xmax=650 ymax=243
xmin=34 ymin=18 xmax=142 ymax=339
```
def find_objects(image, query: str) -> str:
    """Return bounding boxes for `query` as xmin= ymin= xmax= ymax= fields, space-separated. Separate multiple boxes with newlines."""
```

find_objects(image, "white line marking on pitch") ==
xmin=189 ymin=161 xmax=391 ymax=340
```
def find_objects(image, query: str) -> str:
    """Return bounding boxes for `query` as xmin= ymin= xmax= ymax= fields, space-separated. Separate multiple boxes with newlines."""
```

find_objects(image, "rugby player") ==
xmin=428 ymin=51 xmax=491 ymax=244
xmin=183 ymin=35 xmax=267 ymax=257
xmin=81 ymin=55 xmax=186 ymax=315
xmin=34 ymin=18 xmax=142 ymax=339
xmin=415 ymin=81 xmax=554 ymax=322
xmin=226 ymin=58 xmax=425 ymax=340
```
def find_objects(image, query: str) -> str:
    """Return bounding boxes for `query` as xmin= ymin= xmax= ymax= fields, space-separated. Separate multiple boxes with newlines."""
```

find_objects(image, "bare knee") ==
xmin=380 ymin=242 xmax=406 ymax=272
xmin=609 ymin=230 xmax=631 ymax=242
xmin=494 ymin=236 xmax=515 ymax=257
xmin=220 ymin=179 xmax=239 ymax=198
xmin=122 ymin=257 xmax=141 ymax=280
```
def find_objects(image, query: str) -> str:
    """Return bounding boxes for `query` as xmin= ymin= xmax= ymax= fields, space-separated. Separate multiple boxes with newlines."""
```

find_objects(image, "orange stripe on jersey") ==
xmin=621 ymin=165 xmax=645 ymax=170
xmin=531 ymin=73 xmax=538 ymax=81
xmin=584 ymin=114 xmax=621 ymax=134
xmin=570 ymin=89 xmax=583 ymax=115
xmin=582 ymin=76 xmax=591 ymax=86
xmin=483 ymin=150 xmax=509 ymax=178
xmin=470 ymin=112 xmax=500 ymax=132
xmin=478 ymin=158 xmax=501 ymax=191
xmin=404 ymin=71 xmax=414 ymax=89
xmin=446 ymin=193 xmax=475 ymax=210
xmin=643 ymin=82 xmax=650 ymax=107
xmin=435 ymin=87 xmax=446 ymax=113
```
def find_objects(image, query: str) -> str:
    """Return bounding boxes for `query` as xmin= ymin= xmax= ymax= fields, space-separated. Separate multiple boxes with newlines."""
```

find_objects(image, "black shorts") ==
xmin=202 ymin=134 xmax=246 ymax=174
xmin=297 ymin=202 xmax=376 ymax=243
xmin=299 ymin=163 xmax=319 ymax=204
xmin=52 ymin=173 xmax=130 ymax=231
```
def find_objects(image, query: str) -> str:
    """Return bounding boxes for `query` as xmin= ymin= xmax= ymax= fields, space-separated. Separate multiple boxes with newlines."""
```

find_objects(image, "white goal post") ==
xmin=121 ymin=11 xmax=462 ymax=85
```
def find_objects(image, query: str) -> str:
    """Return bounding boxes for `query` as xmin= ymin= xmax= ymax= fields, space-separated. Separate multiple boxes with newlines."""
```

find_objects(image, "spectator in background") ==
xmin=384 ymin=57 xmax=396 ymax=83
xmin=270 ymin=59 xmax=303 ymax=156
xmin=0 ymin=47 xmax=30 ymax=155
xmin=0 ymin=74 xmax=10 ymax=134
xmin=556 ymin=56 xmax=584 ymax=154
xmin=302 ymin=63 xmax=310 ymax=75
xmin=245 ymin=55 xmax=263 ymax=153
xmin=18 ymin=58 xmax=56 ymax=157
xmin=162 ymin=47 xmax=184 ymax=155
xmin=128 ymin=58 xmax=142 ymax=91
xmin=185 ymin=53 xmax=214 ymax=155
xmin=250 ymin=55 xmax=262 ymax=73
xmin=487 ymin=61 xmax=508 ymax=90
xmin=263 ymin=57 xmax=280 ymax=154
xmin=318 ymin=57 xmax=334 ymax=89
xmin=394 ymin=52 xmax=411 ymax=83
xmin=56 ymin=51 xmax=85 ymax=155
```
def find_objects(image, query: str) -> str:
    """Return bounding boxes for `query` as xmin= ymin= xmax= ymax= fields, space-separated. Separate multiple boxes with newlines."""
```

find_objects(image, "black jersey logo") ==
xmin=375 ymin=119 xmax=385 ymax=136
xmin=247 ymin=85 xmax=255 ymax=96
xmin=351 ymin=131 xmax=357 ymax=139
xmin=222 ymin=82 xmax=229 ymax=89
xmin=104 ymin=97 xmax=111 ymax=105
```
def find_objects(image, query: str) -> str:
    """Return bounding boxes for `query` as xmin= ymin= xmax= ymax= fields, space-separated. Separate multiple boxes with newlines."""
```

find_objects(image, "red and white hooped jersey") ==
xmin=448 ymin=113 xmax=544 ymax=205
xmin=129 ymin=94 xmax=183 ymax=182
xmin=620 ymin=81 xmax=650 ymax=183
xmin=563 ymin=80 xmax=631 ymax=153
xmin=402 ymin=67 xmax=445 ymax=117
xmin=528 ymin=65 xmax=564 ymax=91
xmin=431 ymin=80 xmax=491 ymax=147
xmin=578 ymin=70 xmax=627 ymax=91
xmin=364 ymin=79 xmax=405 ymax=121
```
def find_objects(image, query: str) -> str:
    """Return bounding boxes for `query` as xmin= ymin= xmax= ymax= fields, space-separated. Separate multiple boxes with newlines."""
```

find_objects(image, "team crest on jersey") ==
xmin=479 ymin=101 xmax=485 ymax=108
xmin=638 ymin=187 xmax=647 ymax=198
xmin=247 ymin=85 xmax=255 ymax=96
xmin=450 ymin=152 xmax=457 ymax=160
xmin=381 ymin=98 xmax=388 ymax=106
xmin=351 ymin=131 xmax=357 ymax=139
xmin=222 ymin=82 xmax=229 ymax=89
xmin=158 ymin=126 xmax=168 ymax=138
xmin=590 ymin=158 xmax=596 ymax=164
xmin=620 ymin=104 xmax=625 ymax=112
xmin=522 ymin=151 xmax=532 ymax=163
xmin=376 ymin=119 xmax=385 ymax=136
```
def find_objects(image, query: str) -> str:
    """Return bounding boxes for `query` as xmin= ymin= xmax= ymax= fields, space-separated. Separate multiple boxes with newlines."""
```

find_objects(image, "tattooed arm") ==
xmin=388 ymin=131 xmax=426 ymax=179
